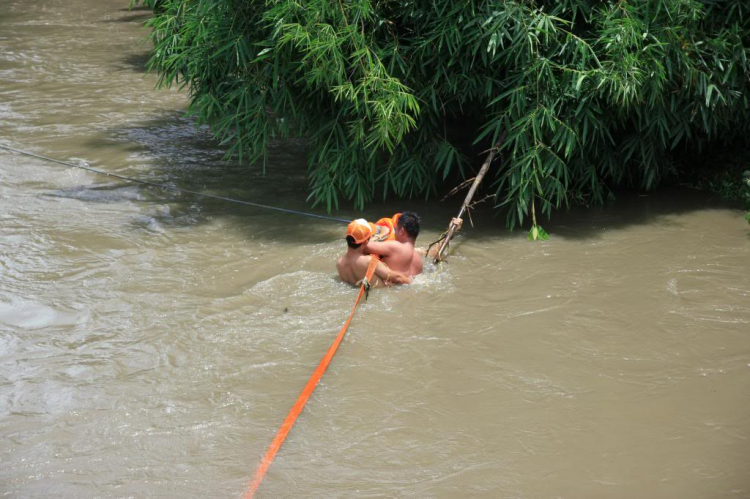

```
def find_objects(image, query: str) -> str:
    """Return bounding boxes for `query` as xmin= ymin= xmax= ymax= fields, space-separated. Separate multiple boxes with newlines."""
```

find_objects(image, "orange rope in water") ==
xmin=243 ymin=256 xmax=381 ymax=499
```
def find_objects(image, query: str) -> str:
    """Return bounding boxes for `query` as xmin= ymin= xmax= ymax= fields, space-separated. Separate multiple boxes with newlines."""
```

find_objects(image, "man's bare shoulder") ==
xmin=335 ymin=255 xmax=346 ymax=270
xmin=354 ymin=253 xmax=375 ymax=268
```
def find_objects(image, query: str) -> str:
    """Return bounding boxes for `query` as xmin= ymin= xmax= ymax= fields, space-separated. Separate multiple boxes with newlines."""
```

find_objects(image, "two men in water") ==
xmin=337 ymin=211 xmax=460 ymax=287
xmin=336 ymin=217 xmax=413 ymax=287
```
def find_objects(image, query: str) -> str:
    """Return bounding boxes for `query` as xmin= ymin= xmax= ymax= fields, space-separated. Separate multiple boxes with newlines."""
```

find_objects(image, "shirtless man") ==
xmin=363 ymin=211 xmax=423 ymax=276
xmin=336 ymin=219 xmax=411 ymax=287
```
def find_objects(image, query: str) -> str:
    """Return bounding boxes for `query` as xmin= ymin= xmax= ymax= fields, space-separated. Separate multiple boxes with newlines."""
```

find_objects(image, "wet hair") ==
xmin=346 ymin=236 xmax=362 ymax=249
xmin=397 ymin=211 xmax=421 ymax=239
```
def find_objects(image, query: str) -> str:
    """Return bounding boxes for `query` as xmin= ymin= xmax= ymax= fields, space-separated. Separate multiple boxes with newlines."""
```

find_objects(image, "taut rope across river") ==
xmin=0 ymin=144 xmax=350 ymax=224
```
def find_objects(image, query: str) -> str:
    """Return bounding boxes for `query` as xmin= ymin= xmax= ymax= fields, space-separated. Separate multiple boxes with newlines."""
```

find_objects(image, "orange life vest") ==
xmin=373 ymin=213 xmax=402 ymax=241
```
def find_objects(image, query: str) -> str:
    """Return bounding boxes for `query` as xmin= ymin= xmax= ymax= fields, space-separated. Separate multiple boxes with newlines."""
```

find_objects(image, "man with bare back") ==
xmin=363 ymin=211 xmax=424 ymax=277
xmin=336 ymin=219 xmax=411 ymax=287
xmin=337 ymin=213 xmax=463 ymax=285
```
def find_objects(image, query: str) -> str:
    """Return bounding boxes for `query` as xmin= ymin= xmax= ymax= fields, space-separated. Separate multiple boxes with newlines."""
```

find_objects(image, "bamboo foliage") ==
xmin=135 ymin=0 xmax=750 ymax=229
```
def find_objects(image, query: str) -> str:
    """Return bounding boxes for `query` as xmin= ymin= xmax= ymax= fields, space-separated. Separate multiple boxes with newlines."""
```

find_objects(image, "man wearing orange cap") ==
xmin=336 ymin=219 xmax=411 ymax=287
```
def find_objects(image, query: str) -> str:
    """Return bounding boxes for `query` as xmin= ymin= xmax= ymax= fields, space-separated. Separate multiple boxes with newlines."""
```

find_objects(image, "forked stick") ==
xmin=434 ymin=132 xmax=505 ymax=263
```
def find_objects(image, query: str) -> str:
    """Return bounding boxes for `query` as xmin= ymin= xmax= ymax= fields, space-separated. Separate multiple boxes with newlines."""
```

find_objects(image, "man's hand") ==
xmin=373 ymin=259 xmax=411 ymax=286
xmin=387 ymin=270 xmax=412 ymax=285
xmin=452 ymin=217 xmax=463 ymax=230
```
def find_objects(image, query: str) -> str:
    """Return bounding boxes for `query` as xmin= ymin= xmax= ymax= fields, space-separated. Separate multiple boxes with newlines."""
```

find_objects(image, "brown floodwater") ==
xmin=1 ymin=2 xmax=749 ymax=498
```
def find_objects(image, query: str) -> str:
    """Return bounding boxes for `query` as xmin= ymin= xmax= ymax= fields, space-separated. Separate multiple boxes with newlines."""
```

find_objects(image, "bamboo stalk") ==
xmin=434 ymin=133 xmax=505 ymax=263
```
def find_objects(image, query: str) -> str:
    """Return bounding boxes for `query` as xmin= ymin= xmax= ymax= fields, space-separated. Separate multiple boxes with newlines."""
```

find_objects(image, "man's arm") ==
xmin=373 ymin=259 xmax=411 ymax=285
xmin=363 ymin=239 xmax=400 ymax=257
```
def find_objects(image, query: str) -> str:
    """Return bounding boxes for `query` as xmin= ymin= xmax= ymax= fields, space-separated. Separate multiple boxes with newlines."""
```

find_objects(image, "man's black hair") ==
xmin=346 ymin=236 xmax=362 ymax=249
xmin=397 ymin=211 xmax=421 ymax=239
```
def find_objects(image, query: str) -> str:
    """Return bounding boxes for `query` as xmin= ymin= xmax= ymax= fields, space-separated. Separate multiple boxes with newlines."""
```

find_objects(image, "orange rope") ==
xmin=243 ymin=256 xmax=381 ymax=499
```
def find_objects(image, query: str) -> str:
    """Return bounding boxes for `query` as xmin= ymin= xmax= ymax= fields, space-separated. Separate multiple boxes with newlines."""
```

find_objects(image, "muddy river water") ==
xmin=1 ymin=1 xmax=749 ymax=498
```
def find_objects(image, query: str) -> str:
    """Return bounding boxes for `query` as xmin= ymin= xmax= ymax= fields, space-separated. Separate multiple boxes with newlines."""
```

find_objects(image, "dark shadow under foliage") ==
xmin=104 ymin=12 xmax=152 ymax=23
xmin=67 ymin=112 xmax=735 ymax=246
xmin=118 ymin=52 xmax=151 ymax=72
xmin=131 ymin=0 xmax=749 ymax=236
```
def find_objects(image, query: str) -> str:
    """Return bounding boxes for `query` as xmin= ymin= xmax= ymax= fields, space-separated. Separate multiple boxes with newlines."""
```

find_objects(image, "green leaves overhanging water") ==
xmin=135 ymin=0 xmax=750 ymax=229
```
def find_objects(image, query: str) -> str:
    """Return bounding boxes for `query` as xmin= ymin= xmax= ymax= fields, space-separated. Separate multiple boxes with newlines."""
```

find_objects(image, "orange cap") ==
xmin=346 ymin=218 xmax=376 ymax=244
